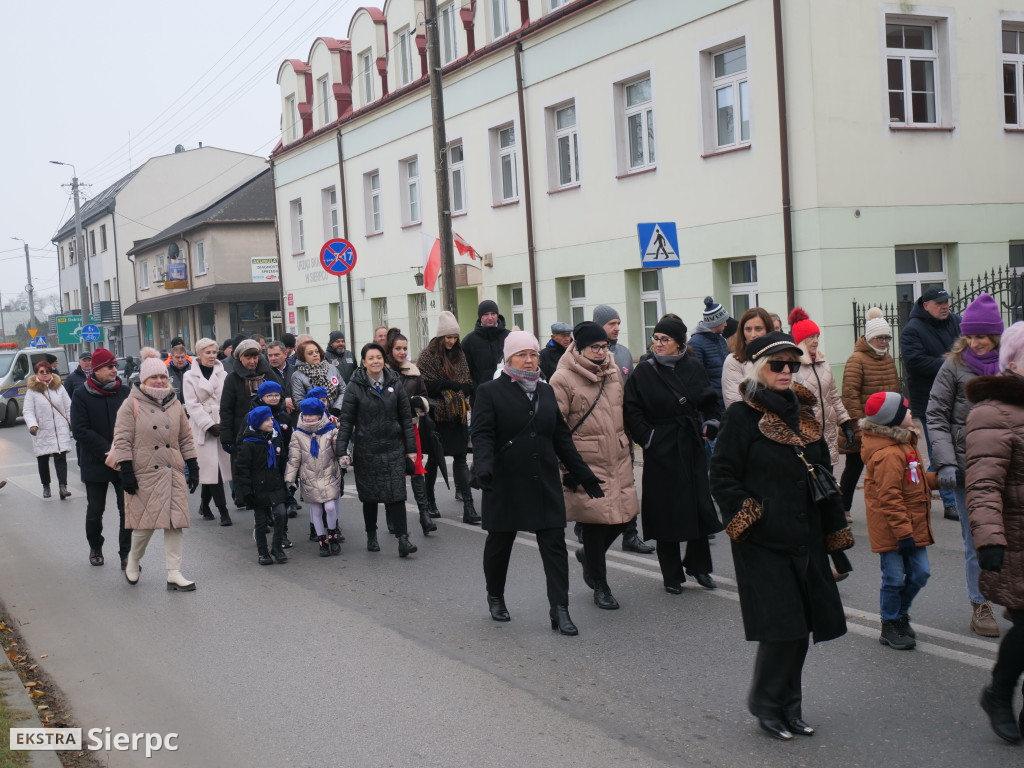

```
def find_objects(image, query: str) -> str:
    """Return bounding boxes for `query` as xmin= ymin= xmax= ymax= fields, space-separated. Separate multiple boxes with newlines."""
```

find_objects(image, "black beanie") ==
xmin=328 ymin=330 xmax=345 ymax=343
xmin=653 ymin=317 xmax=687 ymax=348
xmin=572 ymin=321 xmax=607 ymax=350
xmin=478 ymin=299 xmax=499 ymax=319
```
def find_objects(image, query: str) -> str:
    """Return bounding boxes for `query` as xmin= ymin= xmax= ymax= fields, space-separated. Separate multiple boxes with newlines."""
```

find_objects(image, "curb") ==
xmin=0 ymin=659 xmax=64 ymax=768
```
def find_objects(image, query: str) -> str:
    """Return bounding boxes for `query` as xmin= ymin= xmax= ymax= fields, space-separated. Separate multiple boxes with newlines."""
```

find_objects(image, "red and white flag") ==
xmin=421 ymin=232 xmax=480 ymax=292
xmin=454 ymin=232 xmax=478 ymax=260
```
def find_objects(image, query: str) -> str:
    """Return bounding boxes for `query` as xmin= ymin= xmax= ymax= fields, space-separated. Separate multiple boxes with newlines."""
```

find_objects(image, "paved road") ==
xmin=0 ymin=423 xmax=1016 ymax=766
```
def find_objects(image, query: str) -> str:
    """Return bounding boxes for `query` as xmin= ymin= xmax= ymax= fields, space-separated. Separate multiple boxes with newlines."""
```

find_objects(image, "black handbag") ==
xmin=792 ymin=446 xmax=841 ymax=504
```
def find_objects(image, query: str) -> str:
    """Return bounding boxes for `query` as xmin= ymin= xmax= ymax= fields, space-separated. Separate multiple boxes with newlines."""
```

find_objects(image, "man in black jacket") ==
xmin=167 ymin=345 xmax=191 ymax=407
xmin=325 ymin=330 xmax=356 ymax=383
xmin=539 ymin=322 xmax=572 ymax=380
xmin=63 ymin=351 xmax=92 ymax=399
xmin=462 ymin=300 xmax=510 ymax=392
xmin=70 ymin=347 xmax=131 ymax=568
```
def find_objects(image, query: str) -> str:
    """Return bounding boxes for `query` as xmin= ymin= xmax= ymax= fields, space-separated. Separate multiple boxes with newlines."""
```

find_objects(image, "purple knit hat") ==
xmin=960 ymin=292 xmax=1004 ymax=336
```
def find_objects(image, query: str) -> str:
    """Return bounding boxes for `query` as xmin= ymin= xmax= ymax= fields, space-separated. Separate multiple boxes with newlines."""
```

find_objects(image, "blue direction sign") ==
xmin=320 ymin=238 xmax=358 ymax=276
xmin=638 ymin=222 xmax=680 ymax=268
xmin=30 ymin=336 xmax=47 ymax=348
xmin=81 ymin=324 xmax=101 ymax=342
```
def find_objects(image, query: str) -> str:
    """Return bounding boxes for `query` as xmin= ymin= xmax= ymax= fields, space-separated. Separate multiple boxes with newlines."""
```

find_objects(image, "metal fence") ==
xmin=852 ymin=265 xmax=1024 ymax=396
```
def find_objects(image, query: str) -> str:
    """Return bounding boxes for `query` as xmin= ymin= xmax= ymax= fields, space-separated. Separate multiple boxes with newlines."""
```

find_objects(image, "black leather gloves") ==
xmin=186 ymin=459 xmax=200 ymax=493
xmin=978 ymin=545 xmax=1005 ymax=572
xmin=120 ymin=461 xmax=139 ymax=495
xmin=581 ymin=478 xmax=605 ymax=499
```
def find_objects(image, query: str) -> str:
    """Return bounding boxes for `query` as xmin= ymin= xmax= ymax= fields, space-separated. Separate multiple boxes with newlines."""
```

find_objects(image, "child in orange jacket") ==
xmin=860 ymin=391 xmax=936 ymax=651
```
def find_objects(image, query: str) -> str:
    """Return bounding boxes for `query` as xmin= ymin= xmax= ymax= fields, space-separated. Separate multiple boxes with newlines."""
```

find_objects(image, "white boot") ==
xmin=166 ymin=570 xmax=196 ymax=591
xmin=125 ymin=553 xmax=141 ymax=585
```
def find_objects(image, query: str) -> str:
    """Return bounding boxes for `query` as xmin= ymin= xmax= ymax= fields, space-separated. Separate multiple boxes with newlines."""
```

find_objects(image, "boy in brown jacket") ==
xmin=861 ymin=392 xmax=936 ymax=650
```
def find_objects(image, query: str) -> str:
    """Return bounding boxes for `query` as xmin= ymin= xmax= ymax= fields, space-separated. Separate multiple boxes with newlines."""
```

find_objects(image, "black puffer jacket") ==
xmin=63 ymin=365 xmax=89 ymax=399
xmin=167 ymin=361 xmax=190 ymax=406
xmin=461 ymin=316 xmax=510 ymax=388
xmin=234 ymin=425 xmax=287 ymax=508
xmin=335 ymin=366 xmax=416 ymax=504
xmin=219 ymin=357 xmax=282 ymax=449
xmin=899 ymin=298 xmax=961 ymax=416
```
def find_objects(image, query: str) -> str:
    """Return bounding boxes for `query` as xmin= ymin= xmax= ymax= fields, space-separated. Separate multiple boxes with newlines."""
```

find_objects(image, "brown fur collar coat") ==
xmin=741 ymin=382 xmax=823 ymax=447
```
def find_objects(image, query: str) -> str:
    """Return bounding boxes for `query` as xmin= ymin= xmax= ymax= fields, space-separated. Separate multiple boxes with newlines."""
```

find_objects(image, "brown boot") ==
xmin=971 ymin=602 xmax=1000 ymax=638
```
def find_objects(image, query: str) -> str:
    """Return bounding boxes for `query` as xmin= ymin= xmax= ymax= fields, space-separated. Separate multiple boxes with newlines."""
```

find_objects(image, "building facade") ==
xmin=271 ymin=0 xmax=1024 ymax=369
xmin=53 ymin=146 xmax=267 ymax=355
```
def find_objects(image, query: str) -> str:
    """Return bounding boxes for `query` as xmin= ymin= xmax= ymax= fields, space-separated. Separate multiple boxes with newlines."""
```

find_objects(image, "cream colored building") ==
xmin=53 ymin=146 xmax=267 ymax=355
xmin=272 ymin=0 xmax=1024 ymax=368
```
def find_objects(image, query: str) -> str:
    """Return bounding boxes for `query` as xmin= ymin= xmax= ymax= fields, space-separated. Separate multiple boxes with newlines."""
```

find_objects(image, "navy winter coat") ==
xmin=899 ymin=299 xmax=961 ymax=416
xmin=689 ymin=322 xmax=730 ymax=407
xmin=461 ymin=316 xmax=510 ymax=389
xmin=70 ymin=378 xmax=131 ymax=483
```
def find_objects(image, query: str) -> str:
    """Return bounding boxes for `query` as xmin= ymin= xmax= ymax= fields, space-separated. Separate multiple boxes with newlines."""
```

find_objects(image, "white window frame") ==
xmin=569 ymin=276 xmax=586 ymax=326
xmin=397 ymin=27 xmax=415 ymax=86
xmin=490 ymin=0 xmax=510 ymax=41
xmin=895 ymin=246 xmax=946 ymax=303
xmin=89 ymin=229 xmax=97 ymax=256
xmin=881 ymin=11 xmax=955 ymax=129
xmin=360 ymin=49 xmax=375 ymax=106
xmin=439 ymin=2 xmax=458 ymax=65
xmin=490 ymin=123 xmax=519 ymax=203
xmin=401 ymin=157 xmax=421 ymax=225
xmin=140 ymin=259 xmax=150 ymax=291
xmin=549 ymin=0 xmax=570 ymax=9
xmin=194 ymin=241 xmax=207 ymax=276
xmin=286 ymin=94 xmax=298 ymax=141
xmin=547 ymin=100 xmax=580 ymax=189
xmin=1003 ymin=24 xmax=1024 ymax=128
xmin=317 ymin=75 xmax=331 ymax=126
xmin=365 ymin=171 xmax=382 ymax=234
xmin=615 ymin=72 xmax=656 ymax=173
xmin=510 ymin=284 xmax=525 ymax=330
xmin=322 ymin=187 xmax=339 ymax=239
xmin=640 ymin=269 xmax=662 ymax=344
xmin=99 ymin=224 xmax=107 ymax=251
xmin=706 ymin=42 xmax=749 ymax=151
xmin=290 ymin=199 xmax=304 ymax=254
xmin=373 ymin=297 xmax=389 ymax=329
xmin=885 ymin=20 xmax=938 ymax=126
xmin=448 ymin=140 xmax=466 ymax=214
xmin=412 ymin=293 xmax=430 ymax=354
xmin=728 ymin=258 xmax=758 ymax=318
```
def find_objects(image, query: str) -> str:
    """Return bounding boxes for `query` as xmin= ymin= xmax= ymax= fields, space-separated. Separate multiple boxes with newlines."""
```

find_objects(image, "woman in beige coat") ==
xmin=722 ymin=308 xmax=774 ymax=409
xmin=112 ymin=358 xmax=199 ymax=591
xmin=182 ymin=337 xmax=233 ymax=525
xmin=550 ymin=321 xmax=639 ymax=610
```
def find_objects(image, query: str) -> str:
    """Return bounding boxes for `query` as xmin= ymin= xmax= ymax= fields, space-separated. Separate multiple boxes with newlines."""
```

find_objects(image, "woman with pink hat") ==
xmin=927 ymin=292 xmax=1005 ymax=639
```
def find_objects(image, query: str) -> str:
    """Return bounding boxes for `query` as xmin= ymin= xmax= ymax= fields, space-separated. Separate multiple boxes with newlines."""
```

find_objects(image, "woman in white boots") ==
xmin=112 ymin=358 xmax=200 ymax=591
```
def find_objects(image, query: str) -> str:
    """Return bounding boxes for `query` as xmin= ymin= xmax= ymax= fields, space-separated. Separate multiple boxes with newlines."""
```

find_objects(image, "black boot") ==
xmin=980 ymin=685 xmax=1022 ymax=743
xmin=199 ymin=503 xmax=215 ymax=520
xmin=256 ymin=528 xmax=272 ymax=565
xmin=219 ymin=509 xmax=232 ymax=527
xmin=412 ymin=475 xmax=437 ymax=534
xmin=487 ymin=594 xmax=511 ymax=622
xmin=367 ymin=532 xmax=380 ymax=552
xmin=398 ymin=534 xmax=417 ymax=558
xmin=59 ymin=485 xmax=71 ymax=500
xmin=454 ymin=463 xmax=481 ymax=524
xmin=594 ymin=581 xmax=620 ymax=610
xmin=318 ymin=535 xmax=331 ymax=557
xmin=549 ymin=605 xmax=578 ymax=636
xmin=42 ymin=484 xmax=51 ymax=499
xmin=328 ymin=528 xmax=342 ymax=554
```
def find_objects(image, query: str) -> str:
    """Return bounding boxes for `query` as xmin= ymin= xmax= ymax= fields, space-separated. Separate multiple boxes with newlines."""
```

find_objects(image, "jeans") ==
xmin=916 ymin=417 xmax=957 ymax=510
xmin=879 ymin=547 xmax=931 ymax=621
xmin=954 ymin=485 xmax=984 ymax=604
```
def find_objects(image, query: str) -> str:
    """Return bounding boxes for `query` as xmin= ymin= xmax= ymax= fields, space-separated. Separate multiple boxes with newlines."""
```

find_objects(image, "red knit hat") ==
xmin=788 ymin=308 xmax=820 ymax=346
xmin=864 ymin=391 xmax=909 ymax=427
xmin=90 ymin=347 xmax=117 ymax=369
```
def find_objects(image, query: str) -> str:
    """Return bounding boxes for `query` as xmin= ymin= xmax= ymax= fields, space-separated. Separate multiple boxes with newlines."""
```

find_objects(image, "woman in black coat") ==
xmin=710 ymin=332 xmax=852 ymax=741
xmin=472 ymin=332 xmax=603 ymax=636
xmin=623 ymin=316 xmax=723 ymax=593
xmin=335 ymin=343 xmax=418 ymax=557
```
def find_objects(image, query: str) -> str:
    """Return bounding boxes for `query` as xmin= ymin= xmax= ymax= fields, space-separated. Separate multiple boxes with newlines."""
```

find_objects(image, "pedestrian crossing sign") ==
xmin=638 ymin=222 xmax=680 ymax=268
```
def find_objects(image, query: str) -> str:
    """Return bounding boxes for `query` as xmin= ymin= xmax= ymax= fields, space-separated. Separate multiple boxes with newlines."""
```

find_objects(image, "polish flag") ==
xmin=454 ymin=232 xmax=478 ymax=260
xmin=422 ymin=235 xmax=441 ymax=293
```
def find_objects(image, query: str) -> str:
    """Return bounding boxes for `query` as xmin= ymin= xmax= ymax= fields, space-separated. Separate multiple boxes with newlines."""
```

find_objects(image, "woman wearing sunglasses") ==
xmin=623 ymin=316 xmax=723 ymax=594
xmin=710 ymin=332 xmax=851 ymax=741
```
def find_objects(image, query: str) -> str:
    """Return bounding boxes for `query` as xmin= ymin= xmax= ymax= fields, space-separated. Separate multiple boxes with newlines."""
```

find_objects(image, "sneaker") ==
xmin=879 ymin=619 xmax=916 ymax=650
xmin=971 ymin=602 xmax=1001 ymax=638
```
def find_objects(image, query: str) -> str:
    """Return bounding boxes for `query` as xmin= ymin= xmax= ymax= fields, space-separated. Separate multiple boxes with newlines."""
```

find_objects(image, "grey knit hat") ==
xmin=434 ymin=311 xmax=461 ymax=338
xmin=592 ymin=304 xmax=620 ymax=327
xmin=703 ymin=296 xmax=729 ymax=326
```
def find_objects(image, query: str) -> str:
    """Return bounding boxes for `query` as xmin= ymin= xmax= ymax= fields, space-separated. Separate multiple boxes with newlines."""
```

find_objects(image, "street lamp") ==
xmin=50 ymin=160 xmax=90 ymax=351
xmin=10 ymin=237 xmax=37 ymax=332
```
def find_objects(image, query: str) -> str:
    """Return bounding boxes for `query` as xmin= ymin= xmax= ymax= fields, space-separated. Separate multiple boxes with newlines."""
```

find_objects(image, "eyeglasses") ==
xmin=651 ymin=335 xmax=673 ymax=344
xmin=587 ymin=344 xmax=609 ymax=353
xmin=872 ymin=335 xmax=892 ymax=342
xmin=767 ymin=360 xmax=801 ymax=374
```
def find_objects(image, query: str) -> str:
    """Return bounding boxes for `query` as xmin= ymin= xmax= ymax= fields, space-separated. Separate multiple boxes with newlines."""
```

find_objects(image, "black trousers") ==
xmin=483 ymin=528 xmax=569 ymax=607
xmin=748 ymin=636 xmax=810 ymax=720
xmin=656 ymin=536 xmax=713 ymax=585
xmin=363 ymin=501 xmax=407 ymax=536
xmin=580 ymin=521 xmax=630 ymax=584
xmin=254 ymin=503 xmax=287 ymax=555
xmin=839 ymin=452 xmax=864 ymax=512
xmin=424 ymin=453 xmax=469 ymax=503
xmin=84 ymin=480 xmax=130 ymax=559
xmin=36 ymin=453 xmax=68 ymax=486
xmin=200 ymin=470 xmax=228 ymax=512
xmin=991 ymin=608 xmax=1024 ymax=700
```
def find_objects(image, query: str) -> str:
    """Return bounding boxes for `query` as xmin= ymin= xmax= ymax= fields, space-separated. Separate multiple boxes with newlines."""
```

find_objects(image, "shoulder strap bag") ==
xmin=561 ymin=376 xmax=607 ymax=491
xmin=792 ymin=445 xmax=841 ymax=503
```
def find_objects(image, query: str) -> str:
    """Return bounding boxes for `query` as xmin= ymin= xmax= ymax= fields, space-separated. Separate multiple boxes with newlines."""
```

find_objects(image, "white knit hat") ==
xmin=864 ymin=307 xmax=891 ymax=342
xmin=139 ymin=357 xmax=166 ymax=383
xmin=434 ymin=311 xmax=460 ymax=338
xmin=503 ymin=330 xmax=540 ymax=361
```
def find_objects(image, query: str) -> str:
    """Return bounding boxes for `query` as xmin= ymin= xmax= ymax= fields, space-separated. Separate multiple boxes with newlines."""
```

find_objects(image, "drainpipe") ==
xmin=514 ymin=42 xmax=539 ymax=339
xmin=336 ymin=130 xmax=356 ymax=342
xmin=773 ymin=0 xmax=795 ymax=312
xmin=269 ymin=159 xmax=287 ymax=342
xmin=111 ymin=214 xmax=126 ymax=356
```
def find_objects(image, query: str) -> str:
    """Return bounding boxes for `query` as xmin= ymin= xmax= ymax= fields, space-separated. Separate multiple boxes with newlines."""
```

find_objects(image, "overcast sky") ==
xmin=0 ymin=0 xmax=366 ymax=308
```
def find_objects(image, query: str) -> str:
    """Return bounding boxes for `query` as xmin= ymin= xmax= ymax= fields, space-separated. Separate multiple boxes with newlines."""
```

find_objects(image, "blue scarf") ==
xmin=297 ymin=421 xmax=336 ymax=458
xmin=243 ymin=433 xmax=277 ymax=469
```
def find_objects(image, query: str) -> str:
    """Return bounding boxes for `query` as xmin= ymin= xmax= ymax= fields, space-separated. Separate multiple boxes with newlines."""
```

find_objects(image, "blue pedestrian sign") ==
xmin=81 ymin=324 xmax=101 ymax=342
xmin=320 ymin=238 xmax=358 ymax=276
xmin=638 ymin=222 xmax=680 ymax=268
xmin=30 ymin=335 xmax=47 ymax=348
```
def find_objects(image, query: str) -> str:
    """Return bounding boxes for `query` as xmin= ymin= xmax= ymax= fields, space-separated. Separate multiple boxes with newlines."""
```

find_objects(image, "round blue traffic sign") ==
xmin=320 ymin=239 xmax=358 ymax=276
xmin=81 ymin=324 xmax=101 ymax=342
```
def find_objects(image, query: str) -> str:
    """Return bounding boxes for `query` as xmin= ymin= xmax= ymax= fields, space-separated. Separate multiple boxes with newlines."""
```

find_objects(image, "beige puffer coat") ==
xmin=549 ymin=343 xmax=639 ymax=525
xmin=111 ymin=385 xmax=197 ymax=530
xmin=721 ymin=354 xmax=752 ymax=409
xmin=965 ymin=372 xmax=1024 ymax=611
xmin=285 ymin=412 xmax=343 ymax=503
xmin=794 ymin=348 xmax=850 ymax=466
xmin=840 ymin=336 xmax=900 ymax=454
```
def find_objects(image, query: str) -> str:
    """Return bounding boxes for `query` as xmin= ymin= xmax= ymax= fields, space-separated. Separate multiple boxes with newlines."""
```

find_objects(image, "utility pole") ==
xmin=10 ymin=238 xmax=36 ymax=331
xmin=50 ymin=161 xmax=91 ymax=351
xmin=425 ymin=0 xmax=457 ymax=317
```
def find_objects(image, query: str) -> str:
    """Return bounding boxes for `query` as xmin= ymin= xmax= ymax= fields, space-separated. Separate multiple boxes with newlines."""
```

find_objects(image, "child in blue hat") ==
xmin=235 ymin=405 xmax=289 ymax=565
xmin=285 ymin=398 xmax=345 ymax=557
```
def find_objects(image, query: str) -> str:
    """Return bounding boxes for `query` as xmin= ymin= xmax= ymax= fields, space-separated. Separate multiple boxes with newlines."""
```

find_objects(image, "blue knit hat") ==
xmin=247 ymin=405 xmax=273 ymax=430
xmin=307 ymin=386 xmax=329 ymax=400
xmin=299 ymin=397 xmax=326 ymax=416
xmin=257 ymin=381 xmax=282 ymax=398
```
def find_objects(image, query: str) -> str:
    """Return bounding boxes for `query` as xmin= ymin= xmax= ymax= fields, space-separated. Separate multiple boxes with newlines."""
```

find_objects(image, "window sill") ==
xmin=400 ymin=222 xmax=422 ymax=230
xmin=888 ymin=125 xmax=955 ymax=132
xmin=701 ymin=144 xmax=751 ymax=159
xmin=615 ymin=166 xmax=656 ymax=180
xmin=365 ymin=231 xmax=384 ymax=239
xmin=491 ymin=199 xmax=520 ymax=209
xmin=195 ymin=272 xmax=208 ymax=278
xmin=1005 ymin=127 xmax=1024 ymax=132
xmin=291 ymin=251 xmax=305 ymax=258
xmin=451 ymin=211 xmax=468 ymax=219
xmin=547 ymin=183 xmax=581 ymax=195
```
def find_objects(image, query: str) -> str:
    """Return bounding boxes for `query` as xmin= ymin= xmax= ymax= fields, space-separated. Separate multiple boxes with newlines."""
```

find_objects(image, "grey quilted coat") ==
xmin=925 ymin=347 xmax=975 ymax=476
xmin=285 ymin=412 xmax=343 ymax=503
xmin=335 ymin=366 xmax=416 ymax=504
